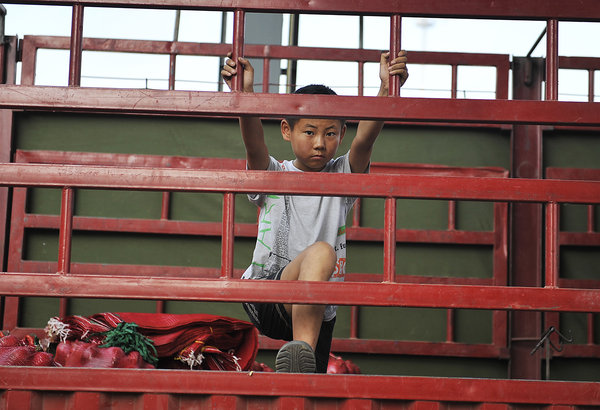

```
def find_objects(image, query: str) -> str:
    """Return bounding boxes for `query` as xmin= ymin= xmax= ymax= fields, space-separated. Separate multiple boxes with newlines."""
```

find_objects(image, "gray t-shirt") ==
xmin=242 ymin=152 xmax=356 ymax=321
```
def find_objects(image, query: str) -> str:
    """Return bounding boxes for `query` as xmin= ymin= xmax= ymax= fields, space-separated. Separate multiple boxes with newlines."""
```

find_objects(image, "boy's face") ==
xmin=281 ymin=118 xmax=346 ymax=172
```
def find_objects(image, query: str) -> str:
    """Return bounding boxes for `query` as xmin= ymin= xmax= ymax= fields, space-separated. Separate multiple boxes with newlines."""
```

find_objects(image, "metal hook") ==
xmin=530 ymin=326 xmax=574 ymax=380
xmin=530 ymin=326 xmax=573 ymax=355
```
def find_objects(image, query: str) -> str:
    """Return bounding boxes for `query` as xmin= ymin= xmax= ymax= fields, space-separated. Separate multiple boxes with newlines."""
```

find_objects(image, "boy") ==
xmin=221 ymin=51 xmax=408 ymax=373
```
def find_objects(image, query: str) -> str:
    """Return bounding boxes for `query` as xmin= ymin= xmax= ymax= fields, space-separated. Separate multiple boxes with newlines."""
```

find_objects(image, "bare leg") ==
xmin=280 ymin=241 xmax=336 ymax=350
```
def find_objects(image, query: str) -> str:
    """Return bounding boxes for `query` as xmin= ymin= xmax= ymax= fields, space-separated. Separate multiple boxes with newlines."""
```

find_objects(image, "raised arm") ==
xmin=349 ymin=51 xmax=409 ymax=173
xmin=221 ymin=55 xmax=270 ymax=170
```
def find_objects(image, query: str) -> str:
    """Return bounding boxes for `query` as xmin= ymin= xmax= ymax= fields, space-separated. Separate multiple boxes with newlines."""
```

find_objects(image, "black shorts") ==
xmin=242 ymin=268 xmax=336 ymax=373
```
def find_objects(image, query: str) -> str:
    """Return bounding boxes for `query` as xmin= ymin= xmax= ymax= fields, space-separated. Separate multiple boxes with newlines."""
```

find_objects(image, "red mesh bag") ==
xmin=54 ymin=340 xmax=154 ymax=368
xmin=0 ymin=334 xmax=56 ymax=367
xmin=46 ymin=312 xmax=258 ymax=371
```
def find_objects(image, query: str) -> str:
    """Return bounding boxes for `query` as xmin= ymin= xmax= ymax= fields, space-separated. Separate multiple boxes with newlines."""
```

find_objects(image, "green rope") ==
xmin=99 ymin=322 xmax=158 ymax=366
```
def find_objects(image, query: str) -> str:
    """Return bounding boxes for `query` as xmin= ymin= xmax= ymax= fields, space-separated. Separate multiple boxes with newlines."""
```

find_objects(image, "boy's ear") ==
xmin=339 ymin=124 xmax=347 ymax=143
xmin=281 ymin=119 xmax=292 ymax=141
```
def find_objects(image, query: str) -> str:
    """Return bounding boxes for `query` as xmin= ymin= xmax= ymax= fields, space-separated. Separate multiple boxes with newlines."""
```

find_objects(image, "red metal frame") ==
xmin=5 ymin=150 xmax=511 ymax=359
xmin=4 ymin=0 xmax=600 ymax=21
xmin=15 ymin=34 xmax=512 ymax=109
xmin=544 ymin=167 xmax=600 ymax=359
xmin=3 ymin=86 xmax=600 ymax=126
xmin=1 ymin=367 xmax=600 ymax=407
xmin=1 ymin=1 xmax=600 ymax=406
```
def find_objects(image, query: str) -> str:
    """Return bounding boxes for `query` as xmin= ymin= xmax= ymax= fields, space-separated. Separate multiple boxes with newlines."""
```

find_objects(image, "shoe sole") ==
xmin=275 ymin=341 xmax=316 ymax=373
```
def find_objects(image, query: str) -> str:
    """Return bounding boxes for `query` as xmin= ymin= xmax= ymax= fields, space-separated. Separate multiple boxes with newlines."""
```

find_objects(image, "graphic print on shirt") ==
xmin=251 ymin=194 xmax=290 ymax=279
xmin=331 ymin=225 xmax=346 ymax=279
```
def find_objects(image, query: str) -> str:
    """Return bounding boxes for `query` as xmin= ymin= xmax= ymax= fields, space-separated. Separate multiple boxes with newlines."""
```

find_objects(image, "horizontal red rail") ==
xmin=23 ymin=35 xmax=511 ymax=67
xmin=1 ymin=367 xmax=599 ymax=406
xmin=1 ymin=163 xmax=599 ymax=204
xmin=22 ymin=214 xmax=496 ymax=245
xmin=1 ymin=86 xmax=599 ymax=126
xmin=4 ymin=0 xmax=600 ymax=21
xmin=1 ymin=273 xmax=599 ymax=312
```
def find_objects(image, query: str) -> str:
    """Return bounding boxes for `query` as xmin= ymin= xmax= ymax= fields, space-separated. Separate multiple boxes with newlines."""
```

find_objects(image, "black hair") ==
xmin=284 ymin=84 xmax=346 ymax=130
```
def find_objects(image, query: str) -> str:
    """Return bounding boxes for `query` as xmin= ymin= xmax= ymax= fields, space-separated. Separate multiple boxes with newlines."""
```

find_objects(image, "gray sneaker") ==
xmin=275 ymin=340 xmax=316 ymax=373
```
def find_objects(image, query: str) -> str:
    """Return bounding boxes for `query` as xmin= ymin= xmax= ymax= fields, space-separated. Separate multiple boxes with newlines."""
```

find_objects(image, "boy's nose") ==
xmin=314 ymin=135 xmax=326 ymax=148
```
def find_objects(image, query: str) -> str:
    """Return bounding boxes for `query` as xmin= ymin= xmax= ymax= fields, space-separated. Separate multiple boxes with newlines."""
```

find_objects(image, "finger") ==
xmin=380 ymin=51 xmax=390 ymax=64
xmin=389 ymin=67 xmax=407 ymax=76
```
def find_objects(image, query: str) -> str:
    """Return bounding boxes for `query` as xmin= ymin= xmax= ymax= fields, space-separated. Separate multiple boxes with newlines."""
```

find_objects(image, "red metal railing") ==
xmin=5 ymin=149 xmax=510 ymax=359
xmin=1 ymin=161 xmax=599 ymax=309
xmin=1 ymin=1 xmax=600 ymax=407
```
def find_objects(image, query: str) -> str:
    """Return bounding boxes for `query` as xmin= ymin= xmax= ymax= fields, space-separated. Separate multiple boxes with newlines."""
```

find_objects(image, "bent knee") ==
xmin=308 ymin=241 xmax=337 ymax=268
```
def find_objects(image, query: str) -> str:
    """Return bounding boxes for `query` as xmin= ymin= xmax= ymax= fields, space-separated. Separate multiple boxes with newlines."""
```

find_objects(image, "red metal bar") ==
xmin=358 ymin=61 xmax=364 ymax=96
xmin=20 ymin=36 xmax=36 ymax=85
xmin=352 ymin=198 xmax=361 ymax=227
xmin=221 ymin=192 xmax=235 ymax=279
xmin=68 ymin=4 xmax=84 ymax=87
xmin=451 ymin=64 xmax=458 ymax=98
xmin=350 ymin=305 xmax=359 ymax=338
xmin=168 ymin=53 xmax=176 ymax=90
xmin=389 ymin=14 xmax=401 ymax=97
xmin=0 ymin=37 xmax=16 ymax=275
xmin=588 ymin=204 xmax=595 ymax=233
xmin=21 ymin=35 xmax=512 ymax=69
xmin=510 ymin=56 xmax=544 ymax=380
xmin=492 ymin=202 xmax=509 ymax=350
xmin=160 ymin=192 xmax=170 ymax=220
xmin=446 ymin=309 xmax=455 ymax=342
xmin=2 ymin=163 xmax=600 ymax=204
xmin=3 ymin=188 xmax=28 ymax=329
xmin=262 ymin=53 xmax=270 ymax=93
xmin=2 ymin=367 xmax=600 ymax=406
xmin=2 ymin=86 xmax=600 ymax=126
xmin=57 ymin=187 xmax=74 ymax=274
xmin=589 ymin=69 xmax=595 ymax=103
xmin=6 ymin=0 xmax=600 ymax=21
xmin=545 ymin=202 xmax=559 ymax=288
xmin=231 ymin=9 xmax=245 ymax=92
xmin=448 ymin=201 xmax=456 ymax=230
xmin=545 ymin=19 xmax=559 ymax=101
xmin=3 ymin=273 xmax=600 ymax=312
xmin=383 ymin=197 xmax=396 ymax=282
xmin=57 ymin=187 xmax=74 ymax=317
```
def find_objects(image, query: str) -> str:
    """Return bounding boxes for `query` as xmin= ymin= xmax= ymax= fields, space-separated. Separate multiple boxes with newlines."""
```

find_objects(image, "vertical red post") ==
xmin=358 ymin=61 xmax=364 ymax=96
xmin=389 ymin=14 xmax=402 ymax=97
xmin=510 ymin=57 xmax=544 ymax=379
xmin=168 ymin=54 xmax=176 ymax=90
xmin=58 ymin=187 xmax=74 ymax=275
xmin=383 ymin=197 xmax=396 ymax=282
xmin=350 ymin=306 xmax=359 ymax=339
xmin=545 ymin=202 xmax=559 ymax=288
xmin=587 ymin=205 xmax=595 ymax=233
xmin=161 ymin=192 xmax=170 ymax=220
xmin=221 ymin=193 xmax=235 ymax=279
xmin=352 ymin=199 xmax=362 ymax=228
xmin=446 ymin=309 xmax=455 ymax=342
xmin=262 ymin=54 xmax=271 ymax=93
xmin=451 ymin=65 xmax=458 ymax=98
xmin=588 ymin=69 xmax=595 ymax=103
xmin=545 ymin=19 xmax=559 ymax=101
xmin=68 ymin=5 xmax=84 ymax=87
xmin=448 ymin=201 xmax=456 ymax=230
xmin=58 ymin=187 xmax=74 ymax=318
xmin=231 ymin=9 xmax=246 ymax=92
